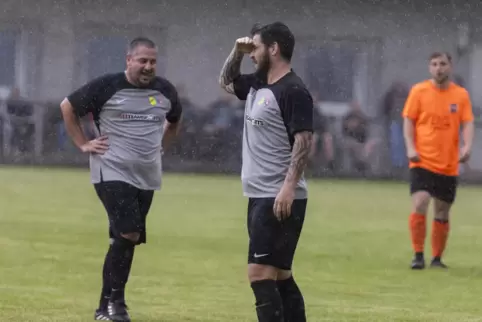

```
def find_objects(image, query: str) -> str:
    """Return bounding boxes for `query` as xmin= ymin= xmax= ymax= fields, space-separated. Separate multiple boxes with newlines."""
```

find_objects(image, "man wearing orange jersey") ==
xmin=403 ymin=52 xmax=474 ymax=270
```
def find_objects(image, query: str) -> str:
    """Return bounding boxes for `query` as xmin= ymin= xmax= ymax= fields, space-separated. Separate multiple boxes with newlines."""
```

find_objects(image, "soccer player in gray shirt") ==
xmin=60 ymin=37 xmax=182 ymax=322
xmin=219 ymin=22 xmax=313 ymax=322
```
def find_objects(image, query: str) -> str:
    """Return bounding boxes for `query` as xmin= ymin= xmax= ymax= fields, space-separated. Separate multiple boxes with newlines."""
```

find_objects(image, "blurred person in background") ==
xmin=6 ymin=86 xmax=34 ymax=154
xmin=203 ymin=91 xmax=238 ymax=134
xmin=309 ymin=90 xmax=335 ymax=172
xmin=201 ymin=92 xmax=241 ymax=162
xmin=341 ymin=101 xmax=379 ymax=174
xmin=381 ymin=81 xmax=409 ymax=173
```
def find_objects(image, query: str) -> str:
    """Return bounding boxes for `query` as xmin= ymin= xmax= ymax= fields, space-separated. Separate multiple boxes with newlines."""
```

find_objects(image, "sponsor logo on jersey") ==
xmin=120 ymin=113 xmax=162 ymax=122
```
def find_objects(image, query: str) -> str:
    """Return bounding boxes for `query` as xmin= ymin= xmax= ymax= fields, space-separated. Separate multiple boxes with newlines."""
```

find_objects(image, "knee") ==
xmin=277 ymin=269 xmax=292 ymax=281
xmin=110 ymin=235 xmax=136 ymax=254
xmin=248 ymin=264 xmax=277 ymax=283
xmin=434 ymin=209 xmax=450 ymax=221
xmin=120 ymin=232 xmax=140 ymax=244
xmin=276 ymin=274 xmax=304 ymax=302
xmin=413 ymin=196 xmax=430 ymax=214
xmin=414 ymin=204 xmax=428 ymax=215
xmin=433 ymin=199 xmax=451 ymax=221
xmin=110 ymin=236 xmax=136 ymax=261
xmin=112 ymin=235 xmax=137 ymax=251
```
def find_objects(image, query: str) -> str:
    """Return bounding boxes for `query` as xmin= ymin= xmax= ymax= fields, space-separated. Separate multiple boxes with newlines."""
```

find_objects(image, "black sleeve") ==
xmin=233 ymin=73 xmax=256 ymax=100
xmin=67 ymin=75 xmax=113 ymax=118
xmin=161 ymin=80 xmax=183 ymax=124
xmin=280 ymin=85 xmax=314 ymax=136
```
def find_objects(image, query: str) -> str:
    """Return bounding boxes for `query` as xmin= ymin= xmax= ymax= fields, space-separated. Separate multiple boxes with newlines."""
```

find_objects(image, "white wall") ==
xmin=0 ymin=0 xmax=474 ymax=108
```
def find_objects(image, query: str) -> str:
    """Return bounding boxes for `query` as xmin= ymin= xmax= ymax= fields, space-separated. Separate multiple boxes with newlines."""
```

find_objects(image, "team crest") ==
xmin=449 ymin=104 xmax=457 ymax=113
xmin=257 ymin=97 xmax=269 ymax=106
xmin=148 ymin=96 xmax=158 ymax=106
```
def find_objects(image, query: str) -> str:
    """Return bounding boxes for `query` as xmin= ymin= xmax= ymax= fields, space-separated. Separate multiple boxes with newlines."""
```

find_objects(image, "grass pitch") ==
xmin=1 ymin=167 xmax=482 ymax=321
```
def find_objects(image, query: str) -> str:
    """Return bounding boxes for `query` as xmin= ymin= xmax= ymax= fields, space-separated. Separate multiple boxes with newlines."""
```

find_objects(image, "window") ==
xmin=292 ymin=37 xmax=382 ymax=117
xmin=86 ymin=35 xmax=130 ymax=79
xmin=74 ymin=24 xmax=166 ymax=87
xmin=304 ymin=43 xmax=357 ymax=102
xmin=0 ymin=30 xmax=18 ymax=86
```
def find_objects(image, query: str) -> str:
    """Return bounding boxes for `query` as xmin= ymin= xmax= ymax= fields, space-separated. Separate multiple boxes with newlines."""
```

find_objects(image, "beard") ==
xmin=434 ymin=74 xmax=449 ymax=84
xmin=254 ymin=53 xmax=271 ymax=82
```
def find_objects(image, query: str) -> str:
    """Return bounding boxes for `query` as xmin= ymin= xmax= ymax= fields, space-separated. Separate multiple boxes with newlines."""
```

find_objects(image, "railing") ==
xmin=1 ymin=99 xmax=482 ymax=184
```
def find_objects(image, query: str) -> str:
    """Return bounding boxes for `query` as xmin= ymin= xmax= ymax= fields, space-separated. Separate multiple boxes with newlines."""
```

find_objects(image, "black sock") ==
xmin=251 ymin=279 xmax=284 ymax=322
xmin=110 ymin=238 xmax=135 ymax=302
xmin=277 ymin=276 xmax=306 ymax=322
xmin=98 ymin=244 xmax=113 ymax=310
xmin=125 ymin=247 xmax=135 ymax=285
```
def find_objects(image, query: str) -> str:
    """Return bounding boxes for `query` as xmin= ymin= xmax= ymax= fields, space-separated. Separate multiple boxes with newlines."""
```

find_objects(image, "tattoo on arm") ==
xmin=219 ymin=49 xmax=244 ymax=93
xmin=285 ymin=131 xmax=313 ymax=186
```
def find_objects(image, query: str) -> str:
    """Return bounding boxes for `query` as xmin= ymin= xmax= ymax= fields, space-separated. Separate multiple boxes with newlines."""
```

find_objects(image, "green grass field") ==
xmin=2 ymin=167 xmax=482 ymax=321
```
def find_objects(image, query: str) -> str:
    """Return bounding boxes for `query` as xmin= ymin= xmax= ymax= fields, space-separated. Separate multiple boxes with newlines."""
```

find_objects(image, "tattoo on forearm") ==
xmin=219 ymin=49 xmax=243 ymax=93
xmin=286 ymin=132 xmax=313 ymax=185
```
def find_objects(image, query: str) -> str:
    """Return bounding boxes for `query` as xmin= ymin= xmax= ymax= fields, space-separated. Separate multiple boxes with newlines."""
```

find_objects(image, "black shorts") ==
xmin=247 ymin=197 xmax=307 ymax=270
xmin=410 ymin=167 xmax=458 ymax=204
xmin=94 ymin=181 xmax=154 ymax=244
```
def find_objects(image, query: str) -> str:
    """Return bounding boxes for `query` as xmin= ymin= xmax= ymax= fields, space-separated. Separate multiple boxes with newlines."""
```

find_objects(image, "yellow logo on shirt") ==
xmin=257 ymin=97 xmax=269 ymax=106
xmin=149 ymin=96 xmax=157 ymax=106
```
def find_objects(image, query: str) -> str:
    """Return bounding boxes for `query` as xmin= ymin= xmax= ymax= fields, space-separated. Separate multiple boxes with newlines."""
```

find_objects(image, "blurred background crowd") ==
xmin=1 ymin=0 xmax=482 ymax=181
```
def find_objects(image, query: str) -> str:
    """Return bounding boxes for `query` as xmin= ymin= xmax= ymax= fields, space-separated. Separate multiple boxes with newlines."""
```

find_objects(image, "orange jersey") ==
xmin=402 ymin=80 xmax=474 ymax=176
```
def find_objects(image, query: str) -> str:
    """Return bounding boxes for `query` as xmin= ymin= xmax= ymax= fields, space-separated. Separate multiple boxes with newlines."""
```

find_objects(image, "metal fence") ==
xmin=1 ymin=98 xmax=482 ymax=184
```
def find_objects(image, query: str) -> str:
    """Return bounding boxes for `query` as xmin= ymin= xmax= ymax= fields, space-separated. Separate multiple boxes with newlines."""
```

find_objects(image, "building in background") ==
xmin=1 ymin=0 xmax=482 ymax=173
xmin=0 ymin=0 xmax=478 ymax=107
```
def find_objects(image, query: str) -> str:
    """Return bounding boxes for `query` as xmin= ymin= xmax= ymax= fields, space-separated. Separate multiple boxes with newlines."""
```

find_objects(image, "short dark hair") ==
xmin=128 ymin=37 xmax=156 ymax=54
xmin=429 ymin=51 xmax=452 ymax=63
xmin=250 ymin=22 xmax=295 ymax=62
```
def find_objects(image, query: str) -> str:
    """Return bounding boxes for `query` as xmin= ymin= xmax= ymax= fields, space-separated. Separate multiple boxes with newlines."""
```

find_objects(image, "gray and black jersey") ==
xmin=233 ymin=71 xmax=314 ymax=199
xmin=67 ymin=72 xmax=182 ymax=191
